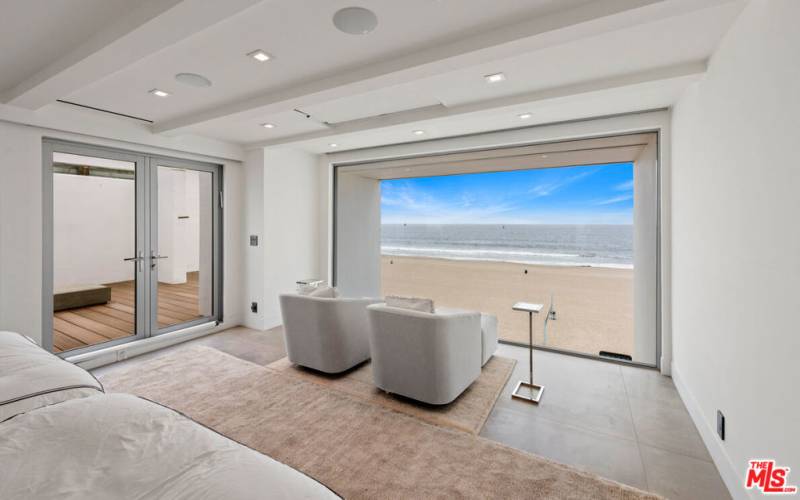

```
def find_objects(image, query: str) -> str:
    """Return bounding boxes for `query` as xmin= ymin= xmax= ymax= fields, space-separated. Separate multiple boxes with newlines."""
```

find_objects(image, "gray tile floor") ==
xmin=93 ymin=327 xmax=730 ymax=500
xmin=483 ymin=343 xmax=730 ymax=500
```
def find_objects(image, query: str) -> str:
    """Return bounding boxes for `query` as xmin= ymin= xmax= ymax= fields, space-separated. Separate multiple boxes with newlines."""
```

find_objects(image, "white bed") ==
xmin=0 ymin=331 xmax=102 ymax=422
xmin=0 ymin=331 xmax=339 ymax=499
xmin=0 ymin=393 xmax=338 ymax=499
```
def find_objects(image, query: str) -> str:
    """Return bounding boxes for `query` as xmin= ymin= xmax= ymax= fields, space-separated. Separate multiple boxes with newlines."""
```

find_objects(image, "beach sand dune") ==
xmin=381 ymin=256 xmax=633 ymax=359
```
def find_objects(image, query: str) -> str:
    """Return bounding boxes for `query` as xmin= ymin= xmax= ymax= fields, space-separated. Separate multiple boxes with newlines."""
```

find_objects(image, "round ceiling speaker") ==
xmin=333 ymin=7 xmax=378 ymax=35
xmin=174 ymin=73 xmax=212 ymax=88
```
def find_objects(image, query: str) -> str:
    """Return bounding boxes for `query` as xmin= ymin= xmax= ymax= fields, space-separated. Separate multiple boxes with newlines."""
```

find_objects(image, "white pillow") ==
xmin=297 ymin=284 xmax=318 ymax=295
xmin=309 ymin=286 xmax=338 ymax=298
xmin=385 ymin=295 xmax=435 ymax=313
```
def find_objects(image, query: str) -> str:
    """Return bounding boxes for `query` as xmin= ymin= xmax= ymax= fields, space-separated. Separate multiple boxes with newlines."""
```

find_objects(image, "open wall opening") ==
xmin=334 ymin=133 xmax=659 ymax=366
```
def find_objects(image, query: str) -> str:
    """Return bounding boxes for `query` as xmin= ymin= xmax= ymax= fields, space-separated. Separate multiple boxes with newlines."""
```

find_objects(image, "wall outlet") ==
xmin=249 ymin=235 xmax=259 ymax=246
xmin=251 ymin=302 xmax=258 ymax=313
xmin=717 ymin=410 xmax=725 ymax=440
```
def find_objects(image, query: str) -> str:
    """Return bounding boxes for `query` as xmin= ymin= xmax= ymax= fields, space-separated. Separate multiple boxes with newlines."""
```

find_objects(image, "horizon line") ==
xmin=380 ymin=222 xmax=633 ymax=226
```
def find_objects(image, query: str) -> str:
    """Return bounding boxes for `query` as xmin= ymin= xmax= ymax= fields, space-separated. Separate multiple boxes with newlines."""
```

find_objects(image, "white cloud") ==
xmin=381 ymin=182 xmax=518 ymax=224
xmin=593 ymin=194 xmax=633 ymax=205
xmin=528 ymin=171 xmax=593 ymax=199
xmin=614 ymin=179 xmax=634 ymax=191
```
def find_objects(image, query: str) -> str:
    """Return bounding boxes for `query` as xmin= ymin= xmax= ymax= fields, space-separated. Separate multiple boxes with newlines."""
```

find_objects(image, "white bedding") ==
xmin=0 ymin=393 xmax=339 ymax=500
xmin=0 ymin=331 xmax=102 ymax=422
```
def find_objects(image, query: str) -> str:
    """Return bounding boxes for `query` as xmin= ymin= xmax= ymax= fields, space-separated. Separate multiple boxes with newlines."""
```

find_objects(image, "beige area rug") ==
xmin=266 ymin=355 xmax=514 ymax=434
xmin=100 ymin=346 xmax=659 ymax=500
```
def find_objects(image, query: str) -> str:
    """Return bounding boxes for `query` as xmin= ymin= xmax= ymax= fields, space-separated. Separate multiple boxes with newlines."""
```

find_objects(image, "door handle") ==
xmin=150 ymin=251 xmax=168 ymax=269
xmin=123 ymin=251 xmax=144 ymax=272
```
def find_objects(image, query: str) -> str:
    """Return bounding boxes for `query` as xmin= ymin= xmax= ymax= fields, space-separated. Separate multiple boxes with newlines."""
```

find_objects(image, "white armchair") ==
xmin=366 ymin=304 xmax=482 ymax=405
xmin=279 ymin=294 xmax=381 ymax=373
xmin=480 ymin=313 xmax=498 ymax=366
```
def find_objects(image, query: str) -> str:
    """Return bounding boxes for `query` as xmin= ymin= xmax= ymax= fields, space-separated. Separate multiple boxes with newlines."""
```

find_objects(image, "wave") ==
xmin=380 ymin=246 xmax=581 ymax=259
xmin=381 ymin=246 xmax=633 ymax=269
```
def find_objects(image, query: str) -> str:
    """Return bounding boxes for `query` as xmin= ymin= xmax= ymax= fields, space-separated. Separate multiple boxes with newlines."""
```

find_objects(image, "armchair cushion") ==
xmin=309 ymin=286 xmax=337 ymax=298
xmin=385 ymin=295 xmax=434 ymax=313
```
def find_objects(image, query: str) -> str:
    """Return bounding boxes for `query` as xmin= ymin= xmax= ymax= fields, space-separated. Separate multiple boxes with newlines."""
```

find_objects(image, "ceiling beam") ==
xmin=1 ymin=0 xmax=264 ymax=110
xmin=245 ymin=60 xmax=707 ymax=149
xmin=152 ymin=0 xmax=667 ymax=133
xmin=153 ymin=0 xmax=736 ymax=134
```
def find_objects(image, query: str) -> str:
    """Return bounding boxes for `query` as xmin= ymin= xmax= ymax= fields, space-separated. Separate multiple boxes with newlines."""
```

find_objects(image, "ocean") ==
xmin=381 ymin=224 xmax=633 ymax=268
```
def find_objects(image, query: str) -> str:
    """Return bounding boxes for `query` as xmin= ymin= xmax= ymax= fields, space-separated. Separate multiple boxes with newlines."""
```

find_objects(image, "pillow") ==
xmin=297 ymin=284 xmax=318 ymax=295
xmin=385 ymin=295 xmax=435 ymax=313
xmin=0 ymin=331 xmax=103 ymax=422
xmin=309 ymin=286 xmax=338 ymax=298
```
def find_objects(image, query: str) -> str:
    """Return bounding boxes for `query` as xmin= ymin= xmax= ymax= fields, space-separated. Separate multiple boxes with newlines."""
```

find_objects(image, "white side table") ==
xmin=512 ymin=302 xmax=544 ymax=404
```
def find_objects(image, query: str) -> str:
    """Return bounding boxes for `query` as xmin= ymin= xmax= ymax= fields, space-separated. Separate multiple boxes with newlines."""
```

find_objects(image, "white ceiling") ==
xmin=64 ymin=0 xmax=596 ymax=123
xmin=0 ymin=0 xmax=746 ymax=154
xmin=290 ymin=74 xmax=697 ymax=154
xmin=0 ymin=0 xmax=136 ymax=93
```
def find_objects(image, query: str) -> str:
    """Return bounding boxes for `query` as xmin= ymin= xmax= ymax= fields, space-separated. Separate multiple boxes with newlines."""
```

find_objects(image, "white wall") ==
xmin=671 ymin=1 xmax=800 ymax=497
xmin=53 ymin=174 xmax=136 ymax=288
xmin=184 ymin=169 xmax=202 ymax=273
xmin=0 ymin=122 xmax=43 ymax=340
xmin=318 ymin=156 xmax=333 ymax=284
xmin=243 ymin=149 xmax=266 ymax=330
xmin=335 ymin=172 xmax=381 ymax=298
xmin=244 ymin=147 xmax=322 ymax=330
xmin=157 ymin=167 xmax=203 ymax=285
xmin=633 ymin=139 xmax=658 ymax=365
xmin=0 ymin=120 xmax=246 ymax=346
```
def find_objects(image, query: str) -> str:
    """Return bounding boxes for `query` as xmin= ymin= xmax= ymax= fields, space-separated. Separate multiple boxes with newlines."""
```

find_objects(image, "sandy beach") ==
xmin=381 ymin=256 xmax=633 ymax=358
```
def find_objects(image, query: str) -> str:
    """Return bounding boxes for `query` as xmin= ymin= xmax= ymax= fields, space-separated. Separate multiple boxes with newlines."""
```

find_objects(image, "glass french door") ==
xmin=149 ymin=158 xmax=220 ymax=335
xmin=45 ymin=140 xmax=221 ymax=355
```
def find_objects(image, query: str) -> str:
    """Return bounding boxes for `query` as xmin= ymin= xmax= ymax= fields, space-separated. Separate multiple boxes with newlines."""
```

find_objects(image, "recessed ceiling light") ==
xmin=413 ymin=130 xmax=425 ymax=136
xmin=175 ymin=73 xmax=212 ymax=88
xmin=247 ymin=50 xmax=272 ymax=62
xmin=149 ymin=88 xmax=170 ymax=97
xmin=261 ymin=123 xmax=276 ymax=129
xmin=329 ymin=143 xmax=338 ymax=148
xmin=518 ymin=112 xmax=532 ymax=120
xmin=541 ymin=154 xmax=548 ymax=159
xmin=484 ymin=72 xmax=506 ymax=84
xmin=333 ymin=7 xmax=378 ymax=35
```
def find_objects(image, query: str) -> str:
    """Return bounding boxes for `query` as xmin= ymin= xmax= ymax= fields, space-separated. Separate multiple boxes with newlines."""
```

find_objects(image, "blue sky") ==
xmin=381 ymin=162 xmax=634 ymax=225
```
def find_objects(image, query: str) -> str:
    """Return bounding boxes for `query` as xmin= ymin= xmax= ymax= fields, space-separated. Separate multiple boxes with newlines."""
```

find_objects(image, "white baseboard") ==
xmin=263 ymin=315 xmax=281 ymax=331
xmin=242 ymin=315 xmax=266 ymax=331
xmin=671 ymin=363 xmax=749 ymax=500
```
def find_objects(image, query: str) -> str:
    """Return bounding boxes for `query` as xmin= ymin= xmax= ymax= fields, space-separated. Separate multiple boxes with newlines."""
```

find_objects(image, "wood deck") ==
xmin=53 ymin=272 xmax=203 ymax=353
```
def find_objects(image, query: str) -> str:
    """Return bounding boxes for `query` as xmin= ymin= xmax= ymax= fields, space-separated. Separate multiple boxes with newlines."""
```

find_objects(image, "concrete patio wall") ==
xmin=52 ymin=169 xmax=205 ymax=290
xmin=53 ymin=173 xmax=136 ymax=289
